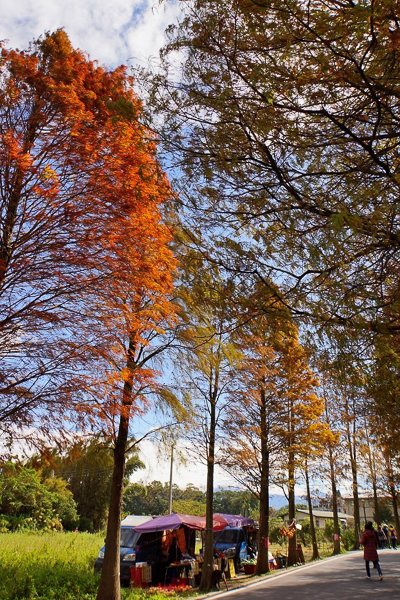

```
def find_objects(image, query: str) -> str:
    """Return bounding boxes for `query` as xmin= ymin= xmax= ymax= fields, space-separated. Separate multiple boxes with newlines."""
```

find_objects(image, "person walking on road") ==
xmin=389 ymin=526 xmax=397 ymax=549
xmin=382 ymin=524 xmax=389 ymax=548
xmin=377 ymin=526 xmax=387 ymax=549
xmin=361 ymin=521 xmax=383 ymax=581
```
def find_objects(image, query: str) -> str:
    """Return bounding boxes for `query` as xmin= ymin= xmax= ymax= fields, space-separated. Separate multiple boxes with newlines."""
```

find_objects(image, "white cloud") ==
xmin=0 ymin=0 xmax=180 ymax=68
xmin=131 ymin=441 xmax=291 ymax=509
xmin=131 ymin=439 xmax=241 ymax=490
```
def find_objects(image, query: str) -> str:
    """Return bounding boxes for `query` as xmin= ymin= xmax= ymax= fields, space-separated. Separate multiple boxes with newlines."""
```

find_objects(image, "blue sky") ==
xmin=0 ymin=0 xmax=180 ymax=68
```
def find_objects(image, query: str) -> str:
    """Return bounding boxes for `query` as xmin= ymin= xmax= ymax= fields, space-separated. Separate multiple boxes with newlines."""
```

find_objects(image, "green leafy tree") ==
xmin=20 ymin=453 xmax=79 ymax=530
xmin=180 ymin=483 xmax=206 ymax=504
xmin=172 ymin=498 xmax=206 ymax=516
xmin=296 ymin=518 xmax=312 ymax=548
xmin=213 ymin=490 xmax=258 ymax=518
xmin=43 ymin=477 xmax=79 ymax=531
xmin=324 ymin=519 xmax=342 ymax=543
xmin=123 ymin=481 xmax=169 ymax=516
xmin=375 ymin=500 xmax=393 ymax=526
xmin=342 ymin=527 xmax=356 ymax=551
xmin=147 ymin=0 xmax=400 ymax=339
xmin=123 ymin=481 xmax=208 ymax=516
xmin=57 ymin=438 xmax=144 ymax=531
xmin=0 ymin=463 xmax=61 ymax=530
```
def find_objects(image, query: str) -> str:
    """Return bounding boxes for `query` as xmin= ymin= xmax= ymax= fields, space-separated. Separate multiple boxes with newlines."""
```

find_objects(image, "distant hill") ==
xmin=269 ymin=495 xmax=288 ymax=509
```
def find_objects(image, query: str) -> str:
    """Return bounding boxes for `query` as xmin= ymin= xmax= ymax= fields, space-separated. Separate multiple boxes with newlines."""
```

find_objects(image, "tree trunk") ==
xmin=349 ymin=446 xmax=361 ymax=549
xmin=365 ymin=428 xmax=381 ymax=525
xmin=305 ymin=461 xmax=319 ymax=560
xmin=199 ymin=380 xmax=216 ymax=591
xmin=351 ymin=462 xmax=361 ymax=548
xmin=96 ymin=338 xmax=135 ymax=600
xmin=372 ymin=480 xmax=381 ymax=526
xmin=385 ymin=453 xmax=400 ymax=534
xmin=345 ymin=403 xmax=360 ymax=550
xmin=328 ymin=446 xmax=341 ymax=555
xmin=287 ymin=387 xmax=297 ymax=567
xmin=287 ymin=451 xmax=297 ymax=566
xmin=256 ymin=385 xmax=270 ymax=575
xmin=0 ymin=103 xmax=38 ymax=284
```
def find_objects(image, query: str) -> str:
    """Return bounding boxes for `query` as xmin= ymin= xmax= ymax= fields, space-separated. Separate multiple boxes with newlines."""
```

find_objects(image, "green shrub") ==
xmin=297 ymin=518 xmax=312 ymax=547
xmin=0 ymin=463 xmax=74 ymax=531
xmin=269 ymin=519 xmax=285 ymax=545
xmin=0 ymin=517 xmax=9 ymax=533
xmin=341 ymin=527 xmax=355 ymax=551
xmin=79 ymin=516 xmax=94 ymax=532
xmin=324 ymin=520 xmax=342 ymax=542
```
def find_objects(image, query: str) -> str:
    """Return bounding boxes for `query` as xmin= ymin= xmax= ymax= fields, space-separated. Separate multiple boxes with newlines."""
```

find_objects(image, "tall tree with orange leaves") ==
xmin=0 ymin=31 xmax=177 ymax=600
xmin=222 ymin=285 xmax=327 ymax=570
xmin=272 ymin=330 xmax=327 ymax=566
xmin=0 ymin=30 xmax=175 ymax=445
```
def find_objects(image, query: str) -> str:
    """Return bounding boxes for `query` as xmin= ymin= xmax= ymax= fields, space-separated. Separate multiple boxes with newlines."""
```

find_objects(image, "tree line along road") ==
xmin=205 ymin=550 xmax=400 ymax=600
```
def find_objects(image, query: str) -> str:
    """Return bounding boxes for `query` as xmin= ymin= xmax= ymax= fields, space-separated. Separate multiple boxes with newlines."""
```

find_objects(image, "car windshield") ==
xmin=214 ymin=529 xmax=239 ymax=545
xmin=120 ymin=528 xmax=140 ymax=548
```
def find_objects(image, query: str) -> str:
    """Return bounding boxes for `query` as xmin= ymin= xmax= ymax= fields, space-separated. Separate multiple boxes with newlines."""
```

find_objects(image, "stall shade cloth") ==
xmin=133 ymin=512 xmax=228 ymax=533
xmin=214 ymin=513 xmax=255 ymax=527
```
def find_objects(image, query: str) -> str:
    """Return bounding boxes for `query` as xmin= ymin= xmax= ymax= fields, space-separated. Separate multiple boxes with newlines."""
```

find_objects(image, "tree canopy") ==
xmin=146 ymin=0 xmax=400 ymax=335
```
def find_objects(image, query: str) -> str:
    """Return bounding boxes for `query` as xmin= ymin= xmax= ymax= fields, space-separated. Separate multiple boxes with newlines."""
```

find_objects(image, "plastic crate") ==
xmin=142 ymin=564 xmax=152 ymax=583
xmin=130 ymin=566 xmax=142 ymax=584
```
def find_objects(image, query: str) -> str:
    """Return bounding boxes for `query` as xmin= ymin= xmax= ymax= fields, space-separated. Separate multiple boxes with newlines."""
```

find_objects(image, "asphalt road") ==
xmin=209 ymin=549 xmax=400 ymax=600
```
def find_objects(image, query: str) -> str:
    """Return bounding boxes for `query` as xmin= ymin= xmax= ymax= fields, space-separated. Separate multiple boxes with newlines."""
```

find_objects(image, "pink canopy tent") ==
xmin=214 ymin=513 xmax=254 ymax=528
xmin=133 ymin=512 xmax=228 ymax=533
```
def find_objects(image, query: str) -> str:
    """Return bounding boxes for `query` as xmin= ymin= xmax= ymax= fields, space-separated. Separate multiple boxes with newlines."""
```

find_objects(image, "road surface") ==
xmin=209 ymin=549 xmax=400 ymax=600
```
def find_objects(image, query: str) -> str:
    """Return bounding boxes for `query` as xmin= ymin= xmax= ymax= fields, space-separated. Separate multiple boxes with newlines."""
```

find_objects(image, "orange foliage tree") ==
xmin=222 ymin=289 xmax=327 ymax=570
xmin=0 ymin=30 xmax=175 ymax=446
xmin=0 ymin=31 xmax=177 ymax=600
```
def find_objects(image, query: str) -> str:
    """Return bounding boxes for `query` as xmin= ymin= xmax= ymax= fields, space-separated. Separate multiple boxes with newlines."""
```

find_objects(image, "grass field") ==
xmin=0 ymin=531 xmax=153 ymax=600
xmin=0 ymin=531 xmax=335 ymax=600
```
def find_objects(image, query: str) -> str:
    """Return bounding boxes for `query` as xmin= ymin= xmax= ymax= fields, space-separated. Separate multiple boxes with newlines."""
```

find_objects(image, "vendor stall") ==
xmin=132 ymin=512 xmax=229 ymax=587
xmin=212 ymin=513 xmax=256 ymax=572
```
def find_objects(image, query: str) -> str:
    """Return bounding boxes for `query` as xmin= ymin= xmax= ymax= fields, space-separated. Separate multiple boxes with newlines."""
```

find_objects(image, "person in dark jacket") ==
xmin=377 ymin=526 xmax=387 ymax=549
xmin=361 ymin=521 xmax=383 ymax=580
xmin=382 ymin=524 xmax=389 ymax=548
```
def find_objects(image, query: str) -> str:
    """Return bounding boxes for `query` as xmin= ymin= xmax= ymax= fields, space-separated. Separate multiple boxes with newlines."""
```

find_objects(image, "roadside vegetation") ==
xmin=0 ymin=532 xmax=102 ymax=600
xmin=0 ymin=532 xmax=195 ymax=600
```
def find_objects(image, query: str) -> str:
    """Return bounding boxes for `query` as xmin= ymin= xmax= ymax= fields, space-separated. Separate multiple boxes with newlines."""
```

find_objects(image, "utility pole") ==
xmin=168 ymin=445 xmax=174 ymax=514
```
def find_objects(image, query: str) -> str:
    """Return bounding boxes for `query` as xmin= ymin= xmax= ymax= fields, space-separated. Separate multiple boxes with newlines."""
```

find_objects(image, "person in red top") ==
xmin=360 ymin=521 xmax=383 ymax=580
